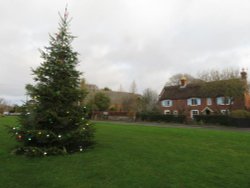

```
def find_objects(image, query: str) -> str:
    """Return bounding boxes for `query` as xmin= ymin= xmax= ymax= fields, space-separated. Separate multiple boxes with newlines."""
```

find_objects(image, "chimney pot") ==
xmin=180 ymin=76 xmax=187 ymax=88
xmin=241 ymin=68 xmax=247 ymax=80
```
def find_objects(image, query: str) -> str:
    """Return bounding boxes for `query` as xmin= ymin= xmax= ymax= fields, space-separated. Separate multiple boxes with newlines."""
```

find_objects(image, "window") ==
xmin=161 ymin=100 xmax=173 ymax=107
xmin=164 ymin=110 xmax=171 ymax=114
xmin=173 ymin=110 xmax=178 ymax=116
xmin=224 ymin=98 xmax=230 ymax=105
xmin=187 ymin=98 xmax=201 ymax=106
xmin=207 ymin=98 xmax=212 ymax=105
xmin=190 ymin=110 xmax=199 ymax=119
xmin=216 ymin=97 xmax=231 ymax=105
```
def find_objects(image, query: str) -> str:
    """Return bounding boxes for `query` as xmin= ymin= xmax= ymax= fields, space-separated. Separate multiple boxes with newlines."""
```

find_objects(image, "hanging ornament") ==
xmin=18 ymin=135 xmax=22 ymax=139
xmin=38 ymin=131 xmax=42 ymax=135
xmin=79 ymin=146 xmax=83 ymax=152
xmin=28 ymin=138 xmax=32 ymax=141
xmin=58 ymin=135 xmax=62 ymax=138
xmin=46 ymin=134 xmax=50 ymax=137
xmin=43 ymin=152 xmax=47 ymax=156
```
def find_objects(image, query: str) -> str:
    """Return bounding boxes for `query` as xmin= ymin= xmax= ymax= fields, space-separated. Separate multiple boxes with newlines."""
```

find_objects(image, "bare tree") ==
xmin=118 ymin=84 xmax=124 ymax=92
xmin=197 ymin=68 xmax=239 ymax=82
xmin=0 ymin=98 xmax=9 ymax=114
xmin=122 ymin=95 xmax=138 ymax=112
xmin=139 ymin=88 xmax=160 ymax=112
xmin=0 ymin=98 xmax=5 ymax=105
xmin=130 ymin=80 xmax=137 ymax=94
xmin=165 ymin=73 xmax=201 ymax=86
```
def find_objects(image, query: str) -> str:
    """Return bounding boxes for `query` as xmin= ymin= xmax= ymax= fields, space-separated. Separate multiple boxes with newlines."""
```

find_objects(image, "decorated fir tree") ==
xmin=11 ymin=10 xmax=95 ymax=156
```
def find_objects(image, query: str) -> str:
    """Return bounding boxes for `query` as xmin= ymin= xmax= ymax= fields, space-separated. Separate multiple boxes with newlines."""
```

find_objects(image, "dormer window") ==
xmin=187 ymin=98 xmax=201 ymax=106
xmin=161 ymin=100 xmax=173 ymax=107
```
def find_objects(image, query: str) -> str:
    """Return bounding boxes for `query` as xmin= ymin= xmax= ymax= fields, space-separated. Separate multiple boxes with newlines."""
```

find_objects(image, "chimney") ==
xmin=240 ymin=68 xmax=247 ymax=80
xmin=180 ymin=75 xmax=187 ymax=88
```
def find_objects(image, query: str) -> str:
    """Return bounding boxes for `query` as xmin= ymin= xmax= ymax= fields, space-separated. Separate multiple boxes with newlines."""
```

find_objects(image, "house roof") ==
xmin=159 ymin=79 xmax=245 ymax=100
xmin=85 ymin=84 xmax=99 ymax=92
xmin=103 ymin=91 xmax=141 ymax=104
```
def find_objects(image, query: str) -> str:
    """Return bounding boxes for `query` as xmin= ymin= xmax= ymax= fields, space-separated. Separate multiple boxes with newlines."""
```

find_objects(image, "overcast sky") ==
xmin=1 ymin=0 xmax=250 ymax=104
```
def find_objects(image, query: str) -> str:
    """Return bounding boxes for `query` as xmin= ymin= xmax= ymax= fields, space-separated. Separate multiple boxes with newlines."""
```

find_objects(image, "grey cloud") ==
xmin=1 ymin=0 xmax=250 ymax=104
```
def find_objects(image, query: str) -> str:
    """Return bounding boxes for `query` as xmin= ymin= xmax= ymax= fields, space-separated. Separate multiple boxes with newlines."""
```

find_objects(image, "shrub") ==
xmin=194 ymin=115 xmax=250 ymax=127
xmin=137 ymin=112 xmax=186 ymax=123
xmin=230 ymin=110 xmax=250 ymax=118
xmin=194 ymin=115 xmax=232 ymax=126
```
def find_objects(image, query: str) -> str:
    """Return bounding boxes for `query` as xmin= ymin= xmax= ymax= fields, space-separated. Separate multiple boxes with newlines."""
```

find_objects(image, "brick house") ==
xmin=81 ymin=83 xmax=140 ymax=112
xmin=159 ymin=70 xmax=250 ymax=119
xmin=83 ymin=85 xmax=140 ymax=121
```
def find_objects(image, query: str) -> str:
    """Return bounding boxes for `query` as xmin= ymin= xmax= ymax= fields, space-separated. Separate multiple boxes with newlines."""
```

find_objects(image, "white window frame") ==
xmin=207 ymin=98 xmax=212 ymax=106
xmin=190 ymin=110 xmax=199 ymax=119
xmin=161 ymin=100 xmax=173 ymax=107
xmin=216 ymin=97 xmax=231 ymax=105
xmin=173 ymin=110 xmax=178 ymax=116
xmin=221 ymin=109 xmax=230 ymax=115
xmin=187 ymin=98 xmax=201 ymax=106
xmin=191 ymin=98 xmax=198 ymax=106
xmin=164 ymin=110 xmax=171 ymax=115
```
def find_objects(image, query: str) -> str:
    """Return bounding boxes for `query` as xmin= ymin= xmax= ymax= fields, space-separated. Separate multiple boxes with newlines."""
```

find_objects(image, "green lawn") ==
xmin=1 ymin=116 xmax=250 ymax=188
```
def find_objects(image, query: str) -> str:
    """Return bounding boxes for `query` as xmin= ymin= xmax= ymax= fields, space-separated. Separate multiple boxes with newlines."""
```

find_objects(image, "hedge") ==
xmin=194 ymin=115 xmax=250 ymax=127
xmin=137 ymin=113 xmax=186 ymax=124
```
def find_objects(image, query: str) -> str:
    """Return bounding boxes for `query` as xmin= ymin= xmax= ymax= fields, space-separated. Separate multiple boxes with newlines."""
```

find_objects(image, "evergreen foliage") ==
xmin=93 ymin=92 xmax=111 ymax=111
xmin=10 ymin=10 xmax=95 ymax=156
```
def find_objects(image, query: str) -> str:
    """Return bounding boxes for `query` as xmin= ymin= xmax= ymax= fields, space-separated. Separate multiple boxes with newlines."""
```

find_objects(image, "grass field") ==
xmin=1 ymin=116 xmax=250 ymax=188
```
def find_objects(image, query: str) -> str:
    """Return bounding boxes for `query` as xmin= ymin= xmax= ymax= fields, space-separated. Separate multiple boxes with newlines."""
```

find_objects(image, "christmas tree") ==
xmin=10 ymin=9 xmax=95 ymax=157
